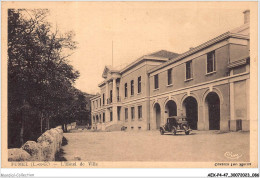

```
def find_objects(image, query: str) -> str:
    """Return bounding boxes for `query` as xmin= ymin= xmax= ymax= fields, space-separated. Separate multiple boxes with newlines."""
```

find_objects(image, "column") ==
xmin=204 ymin=103 xmax=209 ymax=130
xmin=177 ymin=108 xmax=182 ymax=116
xmin=197 ymin=105 xmax=204 ymax=130
xmin=246 ymin=78 xmax=250 ymax=120
xmin=230 ymin=82 xmax=235 ymax=120
xmin=91 ymin=113 xmax=93 ymax=128
xmin=106 ymin=81 xmax=109 ymax=104
xmin=145 ymin=72 xmax=150 ymax=130
xmin=112 ymin=78 xmax=117 ymax=103
xmin=163 ymin=107 xmax=167 ymax=125
xmin=105 ymin=108 xmax=110 ymax=123
xmin=243 ymin=78 xmax=250 ymax=131
xmin=112 ymin=78 xmax=117 ymax=123
xmin=229 ymin=82 xmax=236 ymax=131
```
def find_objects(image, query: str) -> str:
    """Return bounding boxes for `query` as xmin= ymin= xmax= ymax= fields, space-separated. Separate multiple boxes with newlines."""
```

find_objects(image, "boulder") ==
xmin=46 ymin=130 xmax=58 ymax=152
xmin=8 ymin=126 xmax=64 ymax=162
xmin=8 ymin=148 xmax=31 ymax=161
xmin=54 ymin=128 xmax=63 ymax=147
xmin=21 ymin=141 xmax=42 ymax=161
xmin=37 ymin=132 xmax=55 ymax=161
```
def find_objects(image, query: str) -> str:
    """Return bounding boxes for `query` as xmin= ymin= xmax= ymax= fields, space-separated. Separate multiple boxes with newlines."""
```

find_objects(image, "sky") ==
xmin=46 ymin=2 xmax=249 ymax=94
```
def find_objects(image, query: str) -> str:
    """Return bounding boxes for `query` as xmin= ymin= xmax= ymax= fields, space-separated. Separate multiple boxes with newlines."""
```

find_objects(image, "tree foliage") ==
xmin=8 ymin=9 xmax=87 ymax=148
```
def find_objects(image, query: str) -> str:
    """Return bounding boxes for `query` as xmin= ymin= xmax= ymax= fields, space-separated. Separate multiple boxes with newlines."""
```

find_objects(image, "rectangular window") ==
xmin=125 ymin=108 xmax=128 ymax=121
xmin=131 ymin=80 xmax=134 ymax=95
xmin=103 ymin=113 xmax=105 ymax=122
xmin=116 ymin=87 xmax=120 ymax=102
xmin=207 ymin=51 xmax=216 ymax=73
xmin=110 ymin=90 xmax=112 ymax=103
xmin=124 ymin=83 xmax=128 ymax=97
xmin=131 ymin=107 xmax=135 ymax=120
xmin=138 ymin=76 xmax=141 ymax=93
xmin=117 ymin=107 xmax=121 ymax=121
xmin=100 ymin=98 xmax=101 ymax=107
xmin=110 ymin=111 xmax=113 ymax=121
xmin=138 ymin=106 xmax=142 ymax=119
xmin=154 ymin=74 xmax=159 ymax=89
xmin=167 ymin=68 xmax=172 ymax=85
xmin=186 ymin=61 xmax=192 ymax=80
xmin=102 ymin=94 xmax=105 ymax=105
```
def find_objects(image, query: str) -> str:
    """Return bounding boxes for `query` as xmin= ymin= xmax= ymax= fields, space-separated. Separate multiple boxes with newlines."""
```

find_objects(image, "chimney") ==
xmin=243 ymin=10 xmax=250 ymax=24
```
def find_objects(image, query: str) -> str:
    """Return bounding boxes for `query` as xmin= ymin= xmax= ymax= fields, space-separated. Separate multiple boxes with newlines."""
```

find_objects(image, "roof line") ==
xmin=98 ymin=56 xmax=169 ymax=87
xmin=90 ymin=95 xmax=101 ymax=100
xmin=119 ymin=56 xmax=168 ymax=74
xmin=148 ymin=32 xmax=249 ymax=74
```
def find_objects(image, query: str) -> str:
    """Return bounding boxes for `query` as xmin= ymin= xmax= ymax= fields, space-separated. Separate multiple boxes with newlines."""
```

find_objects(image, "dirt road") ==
xmin=60 ymin=130 xmax=249 ymax=162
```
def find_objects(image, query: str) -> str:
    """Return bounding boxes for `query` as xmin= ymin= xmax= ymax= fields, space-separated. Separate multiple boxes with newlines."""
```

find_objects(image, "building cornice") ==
xmin=119 ymin=56 xmax=168 ymax=74
xmin=148 ymin=32 xmax=249 ymax=74
xmin=90 ymin=95 xmax=101 ymax=100
xmin=98 ymin=56 xmax=169 ymax=87
xmin=150 ymin=72 xmax=249 ymax=99
xmin=228 ymin=56 xmax=250 ymax=69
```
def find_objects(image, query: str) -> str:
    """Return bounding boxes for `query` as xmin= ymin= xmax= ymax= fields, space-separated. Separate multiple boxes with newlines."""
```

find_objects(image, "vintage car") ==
xmin=160 ymin=116 xmax=192 ymax=135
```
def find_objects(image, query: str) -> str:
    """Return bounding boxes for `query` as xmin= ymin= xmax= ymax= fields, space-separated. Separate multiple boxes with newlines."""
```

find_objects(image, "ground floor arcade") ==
xmin=150 ymin=74 xmax=250 ymax=131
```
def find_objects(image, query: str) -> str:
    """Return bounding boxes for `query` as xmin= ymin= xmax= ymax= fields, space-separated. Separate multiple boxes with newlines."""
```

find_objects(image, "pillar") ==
xmin=162 ymin=106 xmax=167 ymax=126
xmin=242 ymin=78 xmax=250 ymax=131
xmin=204 ymin=102 xmax=209 ymax=130
xmin=230 ymin=82 xmax=235 ymax=120
xmin=112 ymin=78 xmax=117 ymax=103
xmin=105 ymin=108 xmax=110 ymax=123
xmin=112 ymin=78 xmax=117 ymax=123
xmin=145 ymin=72 xmax=150 ymax=130
xmin=177 ymin=108 xmax=182 ymax=117
xmin=229 ymin=82 xmax=237 ymax=131
xmin=106 ymin=81 xmax=109 ymax=104
xmin=197 ymin=105 xmax=204 ymax=130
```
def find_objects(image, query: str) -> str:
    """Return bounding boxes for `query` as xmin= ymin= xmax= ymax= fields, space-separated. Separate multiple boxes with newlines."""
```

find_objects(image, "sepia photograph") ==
xmin=1 ymin=1 xmax=258 ymax=176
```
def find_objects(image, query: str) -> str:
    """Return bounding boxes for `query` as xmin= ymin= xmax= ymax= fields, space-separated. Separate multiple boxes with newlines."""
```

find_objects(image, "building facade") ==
xmin=91 ymin=10 xmax=250 ymax=131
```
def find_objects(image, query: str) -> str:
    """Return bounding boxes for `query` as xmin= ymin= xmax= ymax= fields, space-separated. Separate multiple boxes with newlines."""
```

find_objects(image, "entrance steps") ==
xmin=92 ymin=122 xmax=123 ymax=132
xmin=105 ymin=123 xmax=123 ymax=132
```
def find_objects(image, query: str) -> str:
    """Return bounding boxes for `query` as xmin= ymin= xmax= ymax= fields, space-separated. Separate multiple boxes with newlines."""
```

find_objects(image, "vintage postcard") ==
xmin=1 ymin=1 xmax=259 ymax=174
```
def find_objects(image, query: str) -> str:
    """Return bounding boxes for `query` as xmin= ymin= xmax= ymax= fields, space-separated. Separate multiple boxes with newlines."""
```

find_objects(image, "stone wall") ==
xmin=8 ymin=126 xmax=63 ymax=161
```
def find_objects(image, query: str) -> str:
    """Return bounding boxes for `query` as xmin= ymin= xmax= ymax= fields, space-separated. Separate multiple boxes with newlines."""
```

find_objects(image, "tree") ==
xmin=8 ymin=9 xmax=79 ymax=148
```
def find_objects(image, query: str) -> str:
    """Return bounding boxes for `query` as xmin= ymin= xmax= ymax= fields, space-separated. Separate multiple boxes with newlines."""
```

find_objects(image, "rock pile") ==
xmin=8 ymin=126 xmax=63 ymax=161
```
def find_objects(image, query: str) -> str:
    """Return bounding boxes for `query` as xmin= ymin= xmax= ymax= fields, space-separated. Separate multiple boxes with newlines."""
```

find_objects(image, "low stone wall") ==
xmin=8 ymin=126 xmax=63 ymax=161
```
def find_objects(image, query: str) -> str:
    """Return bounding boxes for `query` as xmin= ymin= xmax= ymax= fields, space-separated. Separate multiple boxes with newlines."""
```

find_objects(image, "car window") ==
xmin=169 ymin=119 xmax=174 ymax=124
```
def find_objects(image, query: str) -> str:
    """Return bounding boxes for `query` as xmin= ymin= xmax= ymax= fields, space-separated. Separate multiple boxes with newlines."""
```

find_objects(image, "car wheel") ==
xmin=185 ymin=131 xmax=190 ymax=135
xmin=160 ymin=129 xmax=164 ymax=135
xmin=172 ymin=126 xmax=177 ymax=135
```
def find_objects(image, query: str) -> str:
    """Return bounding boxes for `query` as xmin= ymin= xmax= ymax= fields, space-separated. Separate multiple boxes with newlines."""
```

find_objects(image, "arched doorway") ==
xmin=205 ymin=92 xmax=220 ymax=130
xmin=154 ymin=103 xmax=161 ymax=129
xmin=183 ymin=96 xmax=198 ymax=130
xmin=165 ymin=100 xmax=177 ymax=117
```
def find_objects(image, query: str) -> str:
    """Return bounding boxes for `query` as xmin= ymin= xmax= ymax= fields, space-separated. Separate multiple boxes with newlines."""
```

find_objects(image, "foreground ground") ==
xmin=60 ymin=130 xmax=249 ymax=162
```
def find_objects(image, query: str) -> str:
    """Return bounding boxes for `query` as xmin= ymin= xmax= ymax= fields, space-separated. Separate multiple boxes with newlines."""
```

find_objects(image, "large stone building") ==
xmin=90 ymin=10 xmax=250 ymax=131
